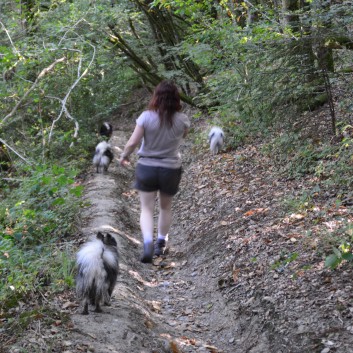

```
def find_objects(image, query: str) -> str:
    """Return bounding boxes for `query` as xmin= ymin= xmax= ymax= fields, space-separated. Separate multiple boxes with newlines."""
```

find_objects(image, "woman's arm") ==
xmin=120 ymin=124 xmax=144 ymax=166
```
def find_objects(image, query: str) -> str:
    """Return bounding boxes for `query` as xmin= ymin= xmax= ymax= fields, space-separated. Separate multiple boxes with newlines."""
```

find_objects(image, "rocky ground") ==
xmin=5 ymin=88 xmax=353 ymax=353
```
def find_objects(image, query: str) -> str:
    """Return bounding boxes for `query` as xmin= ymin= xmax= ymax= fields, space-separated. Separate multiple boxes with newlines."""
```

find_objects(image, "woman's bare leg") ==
xmin=158 ymin=192 xmax=173 ymax=237
xmin=139 ymin=191 xmax=157 ymax=262
xmin=155 ymin=192 xmax=173 ymax=255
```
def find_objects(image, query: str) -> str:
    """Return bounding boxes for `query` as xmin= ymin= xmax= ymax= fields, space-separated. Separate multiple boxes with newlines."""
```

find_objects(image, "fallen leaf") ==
xmin=144 ymin=319 xmax=154 ymax=329
xmin=290 ymin=213 xmax=305 ymax=220
xmin=204 ymin=344 xmax=221 ymax=353
xmin=149 ymin=301 xmax=161 ymax=313
xmin=170 ymin=341 xmax=182 ymax=353
xmin=232 ymin=269 xmax=240 ymax=283
xmin=62 ymin=301 xmax=77 ymax=309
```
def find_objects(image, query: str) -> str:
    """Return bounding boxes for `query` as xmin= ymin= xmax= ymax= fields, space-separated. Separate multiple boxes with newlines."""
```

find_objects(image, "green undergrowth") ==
xmin=0 ymin=163 xmax=82 ymax=335
xmin=264 ymin=132 xmax=353 ymax=270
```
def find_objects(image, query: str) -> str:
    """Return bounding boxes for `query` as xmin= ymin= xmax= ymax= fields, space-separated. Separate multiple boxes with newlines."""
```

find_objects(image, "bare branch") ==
xmin=0 ymin=137 xmax=31 ymax=165
xmin=46 ymin=95 xmax=80 ymax=147
xmin=0 ymin=20 xmax=21 ymax=56
xmin=1 ymin=57 xmax=66 ymax=126
xmin=48 ymin=40 xmax=96 ymax=144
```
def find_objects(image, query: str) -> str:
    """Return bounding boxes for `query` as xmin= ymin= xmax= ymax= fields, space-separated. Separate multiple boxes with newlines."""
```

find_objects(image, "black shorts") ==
xmin=134 ymin=164 xmax=182 ymax=196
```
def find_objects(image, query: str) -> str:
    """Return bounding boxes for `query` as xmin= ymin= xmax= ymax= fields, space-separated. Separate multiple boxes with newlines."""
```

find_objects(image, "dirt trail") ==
xmin=69 ymin=120 xmax=239 ymax=352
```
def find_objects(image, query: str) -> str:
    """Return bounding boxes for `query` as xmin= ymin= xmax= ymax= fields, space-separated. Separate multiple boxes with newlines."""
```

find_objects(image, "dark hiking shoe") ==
xmin=154 ymin=239 xmax=167 ymax=257
xmin=141 ymin=242 xmax=154 ymax=263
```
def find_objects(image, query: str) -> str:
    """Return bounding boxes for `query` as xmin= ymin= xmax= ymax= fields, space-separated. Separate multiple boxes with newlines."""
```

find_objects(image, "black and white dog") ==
xmin=208 ymin=126 xmax=225 ymax=154
xmin=93 ymin=141 xmax=114 ymax=173
xmin=99 ymin=122 xmax=113 ymax=139
xmin=76 ymin=232 xmax=119 ymax=315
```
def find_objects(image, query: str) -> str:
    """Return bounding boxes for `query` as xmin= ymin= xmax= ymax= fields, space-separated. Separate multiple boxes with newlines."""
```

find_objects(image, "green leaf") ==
xmin=342 ymin=253 xmax=353 ymax=261
xmin=41 ymin=176 xmax=51 ymax=185
xmin=52 ymin=198 xmax=65 ymax=206
xmin=325 ymin=254 xmax=341 ymax=269
xmin=69 ymin=185 xmax=84 ymax=197
xmin=57 ymin=175 xmax=69 ymax=186
xmin=332 ymin=247 xmax=342 ymax=258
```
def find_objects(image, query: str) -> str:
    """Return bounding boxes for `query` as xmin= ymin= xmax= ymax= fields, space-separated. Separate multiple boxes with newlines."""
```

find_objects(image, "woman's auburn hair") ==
xmin=148 ymin=80 xmax=182 ymax=127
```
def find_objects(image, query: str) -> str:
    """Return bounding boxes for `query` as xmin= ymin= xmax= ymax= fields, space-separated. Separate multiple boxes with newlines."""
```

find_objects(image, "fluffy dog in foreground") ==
xmin=99 ymin=122 xmax=113 ymax=139
xmin=76 ymin=232 xmax=119 ymax=315
xmin=208 ymin=126 xmax=225 ymax=154
xmin=93 ymin=141 xmax=114 ymax=173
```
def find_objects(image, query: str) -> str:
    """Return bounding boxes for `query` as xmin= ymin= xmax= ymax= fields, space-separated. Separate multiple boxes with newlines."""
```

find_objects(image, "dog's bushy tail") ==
xmin=208 ymin=127 xmax=225 ymax=154
xmin=102 ymin=233 xmax=119 ymax=299
xmin=76 ymin=233 xmax=119 ymax=314
xmin=76 ymin=238 xmax=107 ymax=305
xmin=93 ymin=141 xmax=114 ymax=173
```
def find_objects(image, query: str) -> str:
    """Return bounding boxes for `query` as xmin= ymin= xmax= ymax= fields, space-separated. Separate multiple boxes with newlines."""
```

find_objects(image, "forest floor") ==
xmin=6 ymin=88 xmax=353 ymax=353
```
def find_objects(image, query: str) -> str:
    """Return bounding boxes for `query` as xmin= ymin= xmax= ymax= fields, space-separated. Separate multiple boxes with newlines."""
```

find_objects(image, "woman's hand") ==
xmin=119 ymin=124 xmax=144 ymax=168
xmin=119 ymin=156 xmax=130 ymax=168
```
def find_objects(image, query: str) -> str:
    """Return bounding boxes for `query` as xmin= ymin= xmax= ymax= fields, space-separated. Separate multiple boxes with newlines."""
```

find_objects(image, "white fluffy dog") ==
xmin=208 ymin=127 xmax=225 ymax=154
xmin=93 ymin=141 xmax=114 ymax=173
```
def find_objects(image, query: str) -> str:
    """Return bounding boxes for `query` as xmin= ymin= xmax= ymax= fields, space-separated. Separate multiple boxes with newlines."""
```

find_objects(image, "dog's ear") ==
xmin=105 ymin=233 xmax=117 ymax=247
xmin=97 ymin=232 xmax=104 ymax=241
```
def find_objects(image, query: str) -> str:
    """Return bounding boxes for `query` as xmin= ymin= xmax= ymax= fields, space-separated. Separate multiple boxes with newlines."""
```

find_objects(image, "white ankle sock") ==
xmin=157 ymin=234 xmax=168 ymax=241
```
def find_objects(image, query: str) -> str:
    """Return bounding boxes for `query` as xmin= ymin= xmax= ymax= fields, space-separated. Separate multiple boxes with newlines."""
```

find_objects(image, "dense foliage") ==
xmin=1 ymin=0 xmax=353 ymax=336
xmin=0 ymin=0 xmax=139 ymax=321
